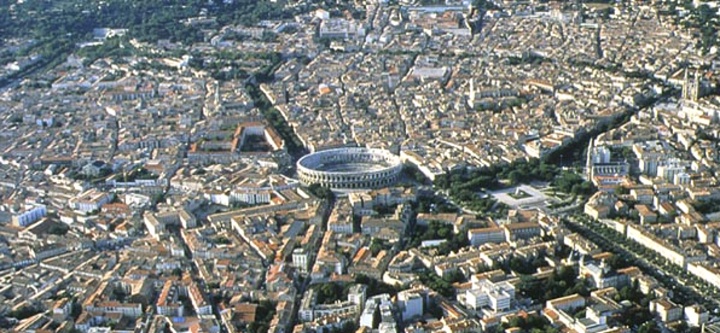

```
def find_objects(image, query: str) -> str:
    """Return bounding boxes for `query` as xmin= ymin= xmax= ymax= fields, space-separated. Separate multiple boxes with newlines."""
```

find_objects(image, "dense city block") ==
xmin=1 ymin=0 xmax=720 ymax=333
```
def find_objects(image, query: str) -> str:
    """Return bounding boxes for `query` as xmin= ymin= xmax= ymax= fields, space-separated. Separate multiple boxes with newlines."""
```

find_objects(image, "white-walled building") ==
xmin=361 ymin=294 xmax=392 ymax=328
xmin=687 ymin=262 xmax=720 ymax=289
xmin=626 ymin=224 xmax=687 ymax=268
xmin=684 ymin=305 xmax=709 ymax=327
xmin=11 ymin=203 xmax=47 ymax=227
xmin=650 ymin=298 xmax=682 ymax=322
xmin=156 ymin=280 xmax=185 ymax=317
xmin=70 ymin=189 xmax=112 ymax=213
xmin=188 ymin=283 xmax=212 ymax=315
xmin=293 ymin=248 xmax=311 ymax=273
xmin=397 ymin=290 xmax=423 ymax=321
xmin=461 ymin=278 xmax=515 ymax=312
xmin=468 ymin=227 xmax=506 ymax=246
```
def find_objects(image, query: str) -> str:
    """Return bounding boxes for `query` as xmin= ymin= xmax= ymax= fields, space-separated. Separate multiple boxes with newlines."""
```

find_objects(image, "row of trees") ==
xmin=245 ymin=84 xmax=307 ymax=157
xmin=5 ymin=305 xmax=41 ymax=320
xmin=567 ymin=216 xmax=718 ymax=309
xmin=433 ymin=158 xmax=560 ymax=193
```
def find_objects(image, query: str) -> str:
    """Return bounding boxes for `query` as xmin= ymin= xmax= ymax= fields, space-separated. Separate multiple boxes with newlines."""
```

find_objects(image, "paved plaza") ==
xmin=490 ymin=184 xmax=558 ymax=209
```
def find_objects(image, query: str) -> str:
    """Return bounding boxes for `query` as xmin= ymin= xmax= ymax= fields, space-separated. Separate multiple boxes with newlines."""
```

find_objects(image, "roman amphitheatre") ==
xmin=296 ymin=147 xmax=403 ymax=189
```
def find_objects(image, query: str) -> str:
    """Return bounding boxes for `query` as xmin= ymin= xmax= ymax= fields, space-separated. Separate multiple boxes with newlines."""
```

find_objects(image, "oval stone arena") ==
xmin=296 ymin=147 xmax=403 ymax=189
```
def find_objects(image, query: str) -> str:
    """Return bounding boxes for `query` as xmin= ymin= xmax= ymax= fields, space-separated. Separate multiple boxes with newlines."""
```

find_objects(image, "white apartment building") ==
xmin=230 ymin=188 xmax=271 ymax=205
xmin=313 ymin=302 xmax=359 ymax=320
xmin=70 ymin=189 xmax=111 ymax=213
xmin=468 ymin=227 xmax=506 ymax=246
xmin=188 ymin=283 xmax=212 ymax=315
xmin=361 ymin=294 xmax=391 ymax=328
xmin=292 ymin=248 xmax=311 ymax=273
xmin=687 ymin=262 xmax=720 ymax=289
xmin=11 ymin=203 xmax=47 ymax=227
xmin=650 ymin=298 xmax=682 ymax=322
xmin=546 ymin=294 xmax=586 ymax=312
xmin=144 ymin=208 xmax=197 ymax=239
xmin=328 ymin=219 xmax=354 ymax=234
xmin=156 ymin=281 xmax=185 ymax=317
xmin=545 ymin=295 xmax=611 ymax=333
xmin=348 ymin=285 xmax=367 ymax=310
xmin=300 ymin=285 xmax=367 ymax=323
xmin=319 ymin=18 xmax=363 ymax=40
xmin=684 ymin=305 xmax=709 ymax=327
xmin=89 ymin=302 xmax=143 ymax=318
xmin=462 ymin=278 xmax=515 ymax=312
xmin=397 ymin=290 xmax=423 ymax=321
xmin=626 ymin=224 xmax=686 ymax=268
